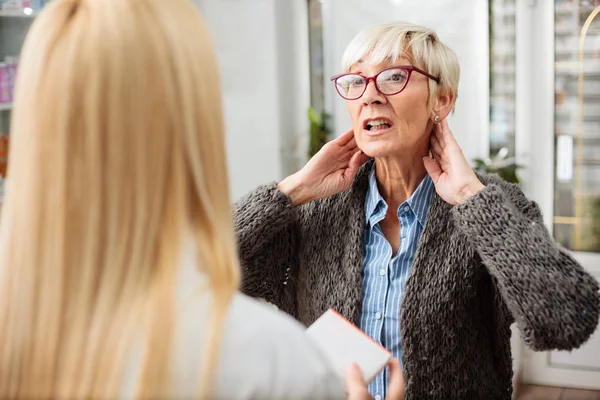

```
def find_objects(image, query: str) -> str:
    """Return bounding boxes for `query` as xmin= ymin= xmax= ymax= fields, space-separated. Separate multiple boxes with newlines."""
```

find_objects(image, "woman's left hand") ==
xmin=423 ymin=119 xmax=486 ymax=205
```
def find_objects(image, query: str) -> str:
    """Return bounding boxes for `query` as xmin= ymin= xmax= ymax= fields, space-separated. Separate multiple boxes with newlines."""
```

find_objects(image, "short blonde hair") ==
xmin=341 ymin=22 xmax=460 ymax=109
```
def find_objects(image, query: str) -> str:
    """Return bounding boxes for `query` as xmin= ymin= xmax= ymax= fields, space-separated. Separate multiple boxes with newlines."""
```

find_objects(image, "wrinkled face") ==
xmin=346 ymin=57 xmax=434 ymax=158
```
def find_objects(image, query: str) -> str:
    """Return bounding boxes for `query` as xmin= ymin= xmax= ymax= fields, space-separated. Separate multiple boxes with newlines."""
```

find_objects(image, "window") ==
xmin=489 ymin=0 xmax=517 ymax=159
xmin=553 ymin=0 xmax=600 ymax=252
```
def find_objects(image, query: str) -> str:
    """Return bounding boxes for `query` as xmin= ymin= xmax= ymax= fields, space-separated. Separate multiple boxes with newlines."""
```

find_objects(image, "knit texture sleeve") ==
xmin=233 ymin=184 xmax=300 ymax=306
xmin=451 ymin=178 xmax=600 ymax=351
xmin=233 ymin=183 xmax=297 ymax=259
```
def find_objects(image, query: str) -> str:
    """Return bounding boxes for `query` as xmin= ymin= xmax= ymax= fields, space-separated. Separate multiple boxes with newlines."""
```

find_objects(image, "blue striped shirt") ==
xmin=359 ymin=162 xmax=435 ymax=400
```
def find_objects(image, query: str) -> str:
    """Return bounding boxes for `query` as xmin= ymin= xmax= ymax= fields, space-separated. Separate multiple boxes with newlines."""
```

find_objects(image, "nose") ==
xmin=361 ymin=79 xmax=386 ymax=106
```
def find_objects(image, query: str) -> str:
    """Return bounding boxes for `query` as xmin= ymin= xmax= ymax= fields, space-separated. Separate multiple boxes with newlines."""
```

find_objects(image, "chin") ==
xmin=359 ymin=143 xmax=400 ymax=158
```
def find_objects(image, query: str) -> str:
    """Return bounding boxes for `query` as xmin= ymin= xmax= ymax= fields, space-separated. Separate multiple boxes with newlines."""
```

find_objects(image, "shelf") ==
xmin=0 ymin=9 xmax=38 ymax=18
xmin=579 ymin=159 xmax=600 ymax=166
xmin=554 ymin=133 xmax=600 ymax=142
xmin=0 ymin=103 xmax=12 ymax=111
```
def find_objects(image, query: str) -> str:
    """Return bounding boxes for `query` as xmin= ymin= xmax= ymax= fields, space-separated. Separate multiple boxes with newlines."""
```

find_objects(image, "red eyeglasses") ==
xmin=330 ymin=65 xmax=440 ymax=100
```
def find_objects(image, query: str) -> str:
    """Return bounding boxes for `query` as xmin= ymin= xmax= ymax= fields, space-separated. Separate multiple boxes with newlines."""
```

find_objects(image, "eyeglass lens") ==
xmin=335 ymin=68 xmax=410 ymax=99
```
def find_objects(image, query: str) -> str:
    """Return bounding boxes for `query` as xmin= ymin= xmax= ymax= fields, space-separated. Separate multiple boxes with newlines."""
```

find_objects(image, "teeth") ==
xmin=366 ymin=119 xmax=391 ymax=131
xmin=370 ymin=124 xmax=390 ymax=130
xmin=368 ymin=119 xmax=388 ymax=126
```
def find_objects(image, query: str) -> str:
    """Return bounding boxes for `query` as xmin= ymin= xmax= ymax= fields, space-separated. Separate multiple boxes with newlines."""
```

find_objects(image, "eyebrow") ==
xmin=349 ymin=60 xmax=364 ymax=73
xmin=351 ymin=57 xmax=412 ymax=70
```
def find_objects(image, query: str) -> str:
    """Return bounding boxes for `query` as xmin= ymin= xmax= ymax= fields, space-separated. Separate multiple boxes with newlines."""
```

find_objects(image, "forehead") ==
xmin=349 ymin=55 xmax=413 ymax=74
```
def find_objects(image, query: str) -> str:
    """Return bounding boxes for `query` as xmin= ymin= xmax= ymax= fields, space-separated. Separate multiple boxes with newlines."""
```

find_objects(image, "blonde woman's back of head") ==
xmin=0 ymin=0 xmax=239 ymax=398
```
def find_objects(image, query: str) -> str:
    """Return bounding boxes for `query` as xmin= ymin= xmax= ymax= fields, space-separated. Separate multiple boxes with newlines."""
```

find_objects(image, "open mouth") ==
xmin=364 ymin=118 xmax=392 ymax=131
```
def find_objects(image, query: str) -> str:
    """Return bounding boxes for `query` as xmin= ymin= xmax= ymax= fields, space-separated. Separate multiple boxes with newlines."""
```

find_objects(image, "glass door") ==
xmin=554 ymin=0 xmax=600 ymax=254
xmin=522 ymin=0 xmax=600 ymax=389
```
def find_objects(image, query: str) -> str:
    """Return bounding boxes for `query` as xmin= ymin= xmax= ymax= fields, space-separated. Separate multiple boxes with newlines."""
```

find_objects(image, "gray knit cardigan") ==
xmin=233 ymin=160 xmax=600 ymax=400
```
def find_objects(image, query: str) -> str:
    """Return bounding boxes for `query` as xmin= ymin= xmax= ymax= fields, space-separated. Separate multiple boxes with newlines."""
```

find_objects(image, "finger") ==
xmin=387 ymin=358 xmax=405 ymax=400
xmin=430 ymin=145 xmax=443 ymax=162
xmin=439 ymin=119 xmax=456 ymax=145
xmin=345 ymin=137 xmax=358 ymax=151
xmin=340 ymin=144 xmax=360 ymax=163
xmin=345 ymin=363 xmax=365 ymax=385
xmin=336 ymin=128 xmax=355 ymax=146
xmin=437 ymin=121 xmax=465 ymax=160
xmin=433 ymin=123 xmax=446 ymax=147
xmin=358 ymin=151 xmax=371 ymax=166
xmin=430 ymin=135 xmax=443 ymax=156
xmin=345 ymin=363 xmax=369 ymax=399
xmin=423 ymin=156 xmax=442 ymax=183
xmin=345 ymin=150 xmax=364 ymax=179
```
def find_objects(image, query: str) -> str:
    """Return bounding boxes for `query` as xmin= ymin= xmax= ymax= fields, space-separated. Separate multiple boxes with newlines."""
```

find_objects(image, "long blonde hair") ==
xmin=0 ymin=0 xmax=240 ymax=398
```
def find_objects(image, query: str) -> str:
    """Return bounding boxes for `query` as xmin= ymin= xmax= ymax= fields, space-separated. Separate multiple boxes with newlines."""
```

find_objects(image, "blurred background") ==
xmin=0 ymin=0 xmax=599 ymax=398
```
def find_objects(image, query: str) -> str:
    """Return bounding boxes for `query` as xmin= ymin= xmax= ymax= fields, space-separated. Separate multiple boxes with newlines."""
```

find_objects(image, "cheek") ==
xmin=389 ymin=88 xmax=430 ymax=121
xmin=390 ymin=100 xmax=427 ymax=120
xmin=346 ymin=102 xmax=361 ymax=128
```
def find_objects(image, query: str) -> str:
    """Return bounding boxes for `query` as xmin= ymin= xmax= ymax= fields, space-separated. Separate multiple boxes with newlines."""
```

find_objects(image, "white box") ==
xmin=307 ymin=309 xmax=392 ymax=383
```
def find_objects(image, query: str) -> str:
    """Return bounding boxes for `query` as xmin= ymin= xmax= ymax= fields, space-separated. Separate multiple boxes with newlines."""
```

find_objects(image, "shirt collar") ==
xmin=407 ymin=173 xmax=435 ymax=227
xmin=365 ymin=163 xmax=387 ymax=227
xmin=364 ymin=161 xmax=435 ymax=228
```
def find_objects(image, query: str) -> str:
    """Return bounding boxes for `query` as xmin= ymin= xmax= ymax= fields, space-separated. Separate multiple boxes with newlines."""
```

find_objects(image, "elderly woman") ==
xmin=235 ymin=22 xmax=600 ymax=399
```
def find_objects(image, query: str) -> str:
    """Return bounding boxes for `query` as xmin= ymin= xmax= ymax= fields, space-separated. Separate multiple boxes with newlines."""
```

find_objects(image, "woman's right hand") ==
xmin=345 ymin=358 xmax=405 ymax=400
xmin=277 ymin=129 xmax=371 ymax=206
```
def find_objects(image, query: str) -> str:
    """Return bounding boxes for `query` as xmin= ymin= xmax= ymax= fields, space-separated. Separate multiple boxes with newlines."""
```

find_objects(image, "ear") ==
xmin=432 ymin=92 xmax=455 ymax=121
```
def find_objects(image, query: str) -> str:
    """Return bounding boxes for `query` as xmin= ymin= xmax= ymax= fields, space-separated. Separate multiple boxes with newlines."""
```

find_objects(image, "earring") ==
xmin=433 ymin=115 xmax=440 ymax=123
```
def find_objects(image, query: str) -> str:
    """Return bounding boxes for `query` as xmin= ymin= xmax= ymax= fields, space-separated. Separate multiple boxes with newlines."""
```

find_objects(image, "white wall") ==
xmin=322 ymin=0 xmax=490 ymax=162
xmin=195 ymin=0 xmax=309 ymax=201
xmin=274 ymin=0 xmax=312 ymax=178
xmin=195 ymin=0 xmax=489 ymax=198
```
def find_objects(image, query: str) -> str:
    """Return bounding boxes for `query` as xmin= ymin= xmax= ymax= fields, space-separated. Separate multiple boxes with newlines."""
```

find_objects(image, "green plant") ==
xmin=473 ymin=148 xmax=523 ymax=184
xmin=308 ymin=107 xmax=331 ymax=158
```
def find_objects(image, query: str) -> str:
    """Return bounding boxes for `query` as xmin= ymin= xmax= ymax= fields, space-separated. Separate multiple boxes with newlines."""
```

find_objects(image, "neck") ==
xmin=374 ymin=140 xmax=429 ymax=207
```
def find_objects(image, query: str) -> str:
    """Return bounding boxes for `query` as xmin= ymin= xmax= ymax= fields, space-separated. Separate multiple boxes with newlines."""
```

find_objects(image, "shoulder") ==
xmin=176 ymin=292 xmax=345 ymax=400
xmin=225 ymin=292 xmax=314 ymax=339
xmin=479 ymin=173 xmax=519 ymax=192
xmin=477 ymin=173 xmax=542 ymax=219
xmin=218 ymin=294 xmax=345 ymax=399
xmin=233 ymin=183 xmax=292 ymax=214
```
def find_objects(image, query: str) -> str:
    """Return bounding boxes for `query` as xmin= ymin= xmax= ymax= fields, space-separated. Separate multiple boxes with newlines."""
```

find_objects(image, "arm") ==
xmin=233 ymin=184 xmax=301 ymax=307
xmin=452 ymin=176 xmax=600 ymax=351
xmin=233 ymin=129 xmax=369 ymax=305
xmin=233 ymin=128 xmax=368 ymax=258
xmin=213 ymin=293 xmax=346 ymax=400
xmin=425 ymin=119 xmax=599 ymax=351
xmin=233 ymin=183 xmax=297 ymax=260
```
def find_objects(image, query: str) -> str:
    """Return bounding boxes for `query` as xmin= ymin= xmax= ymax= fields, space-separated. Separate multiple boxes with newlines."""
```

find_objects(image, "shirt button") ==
xmin=379 ymin=268 xmax=386 ymax=276
xmin=403 ymin=205 xmax=410 ymax=212
xmin=375 ymin=312 xmax=382 ymax=320
xmin=375 ymin=395 xmax=382 ymax=400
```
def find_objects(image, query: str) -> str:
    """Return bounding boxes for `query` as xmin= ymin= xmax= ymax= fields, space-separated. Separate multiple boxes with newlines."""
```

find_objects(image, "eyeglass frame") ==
xmin=330 ymin=65 xmax=441 ymax=100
